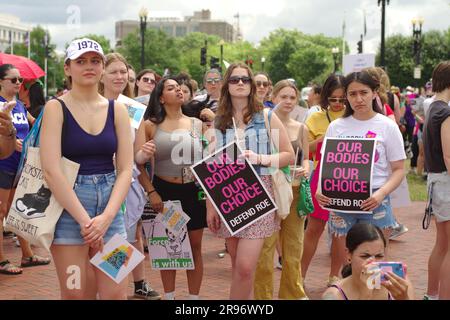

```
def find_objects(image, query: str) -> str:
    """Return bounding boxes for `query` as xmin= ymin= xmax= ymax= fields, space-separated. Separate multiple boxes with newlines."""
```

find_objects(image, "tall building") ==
xmin=0 ymin=13 xmax=30 ymax=53
xmin=115 ymin=10 xmax=235 ymax=47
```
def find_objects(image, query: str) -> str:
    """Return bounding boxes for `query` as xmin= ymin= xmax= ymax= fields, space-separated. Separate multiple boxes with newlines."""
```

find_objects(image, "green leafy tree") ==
xmin=380 ymin=29 xmax=450 ymax=88
xmin=9 ymin=26 xmax=63 ymax=95
xmin=118 ymin=28 xmax=181 ymax=76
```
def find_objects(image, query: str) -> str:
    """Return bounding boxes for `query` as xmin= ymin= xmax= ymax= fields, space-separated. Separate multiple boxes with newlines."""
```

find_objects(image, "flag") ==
xmin=364 ymin=10 xmax=367 ymax=36
xmin=24 ymin=31 xmax=29 ymax=45
xmin=9 ymin=30 xmax=14 ymax=55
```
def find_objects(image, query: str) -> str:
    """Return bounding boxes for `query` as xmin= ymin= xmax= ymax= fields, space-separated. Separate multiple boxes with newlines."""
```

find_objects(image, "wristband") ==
xmin=146 ymin=189 xmax=156 ymax=196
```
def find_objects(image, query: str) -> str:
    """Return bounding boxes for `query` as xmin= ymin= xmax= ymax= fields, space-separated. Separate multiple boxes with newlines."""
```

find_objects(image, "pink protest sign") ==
xmin=319 ymin=138 xmax=376 ymax=213
xmin=191 ymin=141 xmax=277 ymax=235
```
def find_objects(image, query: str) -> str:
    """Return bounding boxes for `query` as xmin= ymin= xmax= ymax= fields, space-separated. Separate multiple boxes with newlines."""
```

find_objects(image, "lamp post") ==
xmin=412 ymin=17 xmax=424 ymax=66
xmin=412 ymin=17 xmax=424 ymax=81
xmin=377 ymin=0 xmax=390 ymax=68
xmin=331 ymin=47 xmax=339 ymax=73
xmin=261 ymin=57 xmax=266 ymax=72
xmin=139 ymin=7 xmax=148 ymax=70
xmin=219 ymin=39 xmax=225 ymax=73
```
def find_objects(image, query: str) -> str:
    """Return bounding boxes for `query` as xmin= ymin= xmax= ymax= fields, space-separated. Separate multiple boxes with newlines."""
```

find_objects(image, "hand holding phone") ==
xmin=376 ymin=262 xmax=406 ymax=281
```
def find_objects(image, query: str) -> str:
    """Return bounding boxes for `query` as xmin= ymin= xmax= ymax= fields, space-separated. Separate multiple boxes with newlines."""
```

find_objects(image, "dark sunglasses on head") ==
xmin=3 ymin=77 xmax=24 ymax=84
xmin=256 ymin=81 xmax=269 ymax=88
xmin=206 ymin=78 xmax=221 ymax=85
xmin=141 ymin=77 xmax=156 ymax=84
xmin=228 ymin=76 xmax=251 ymax=85
xmin=328 ymin=97 xmax=346 ymax=103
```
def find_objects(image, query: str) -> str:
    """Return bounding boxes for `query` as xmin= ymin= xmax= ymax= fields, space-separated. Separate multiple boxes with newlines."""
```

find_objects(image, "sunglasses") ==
xmin=256 ymin=81 xmax=269 ymax=88
xmin=328 ymin=97 xmax=346 ymax=103
xmin=206 ymin=78 xmax=221 ymax=85
xmin=141 ymin=77 xmax=156 ymax=84
xmin=228 ymin=76 xmax=251 ymax=85
xmin=3 ymin=77 xmax=24 ymax=84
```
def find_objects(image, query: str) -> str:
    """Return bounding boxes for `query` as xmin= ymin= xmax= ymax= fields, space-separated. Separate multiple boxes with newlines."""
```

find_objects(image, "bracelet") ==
xmin=147 ymin=189 xmax=156 ymax=196
xmin=257 ymin=154 xmax=262 ymax=165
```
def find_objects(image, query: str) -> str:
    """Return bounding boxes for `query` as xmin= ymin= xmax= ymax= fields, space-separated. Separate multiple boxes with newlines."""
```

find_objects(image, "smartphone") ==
xmin=376 ymin=262 xmax=405 ymax=281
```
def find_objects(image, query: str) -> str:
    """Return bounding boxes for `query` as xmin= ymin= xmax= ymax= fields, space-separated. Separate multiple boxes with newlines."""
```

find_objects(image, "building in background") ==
xmin=0 ymin=13 xmax=30 ymax=53
xmin=115 ymin=10 xmax=235 ymax=47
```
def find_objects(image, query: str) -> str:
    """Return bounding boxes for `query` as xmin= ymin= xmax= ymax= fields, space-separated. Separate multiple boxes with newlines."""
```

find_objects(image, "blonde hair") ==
xmin=271 ymin=79 xmax=299 ymax=100
xmin=99 ymin=52 xmax=133 ymax=98
xmin=364 ymin=67 xmax=388 ymax=105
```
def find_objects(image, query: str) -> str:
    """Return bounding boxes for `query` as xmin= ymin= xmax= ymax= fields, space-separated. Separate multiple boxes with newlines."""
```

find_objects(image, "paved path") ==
xmin=0 ymin=201 xmax=432 ymax=300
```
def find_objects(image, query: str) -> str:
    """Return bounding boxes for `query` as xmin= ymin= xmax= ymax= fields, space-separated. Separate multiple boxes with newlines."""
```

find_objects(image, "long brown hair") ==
xmin=98 ymin=53 xmax=133 ymax=98
xmin=216 ymin=63 xmax=263 ymax=132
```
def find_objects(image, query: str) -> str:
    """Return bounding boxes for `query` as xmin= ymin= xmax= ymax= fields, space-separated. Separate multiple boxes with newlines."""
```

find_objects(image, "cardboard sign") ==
xmin=156 ymin=200 xmax=190 ymax=236
xmin=319 ymin=138 xmax=376 ymax=213
xmin=117 ymin=94 xmax=147 ymax=130
xmin=191 ymin=141 xmax=276 ymax=236
xmin=343 ymin=53 xmax=376 ymax=75
xmin=147 ymin=220 xmax=194 ymax=270
xmin=90 ymin=234 xmax=145 ymax=284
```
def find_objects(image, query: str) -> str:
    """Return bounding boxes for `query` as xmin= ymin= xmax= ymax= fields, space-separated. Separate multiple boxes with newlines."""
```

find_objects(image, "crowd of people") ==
xmin=1 ymin=37 xmax=450 ymax=301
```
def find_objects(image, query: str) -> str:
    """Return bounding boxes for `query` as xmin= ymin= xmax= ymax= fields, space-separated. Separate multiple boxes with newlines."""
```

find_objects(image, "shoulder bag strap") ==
xmin=54 ymin=98 xmax=68 ymax=151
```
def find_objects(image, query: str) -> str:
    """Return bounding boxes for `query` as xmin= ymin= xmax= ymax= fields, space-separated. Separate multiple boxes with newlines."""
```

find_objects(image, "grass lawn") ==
xmin=406 ymin=172 xmax=427 ymax=201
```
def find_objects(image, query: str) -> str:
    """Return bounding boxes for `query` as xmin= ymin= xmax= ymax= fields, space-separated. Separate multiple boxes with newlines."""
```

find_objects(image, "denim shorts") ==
xmin=53 ymin=172 xmax=127 ymax=245
xmin=428 ymin=172 xmax=450 ymax=223
xmin=329 ymin=193 xmax=396 ymax=237
xmin=0 ymin=169 xmax=17 ymax=189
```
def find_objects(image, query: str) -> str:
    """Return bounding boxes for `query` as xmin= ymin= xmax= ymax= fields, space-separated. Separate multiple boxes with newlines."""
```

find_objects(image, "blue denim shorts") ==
xmin=0 ymin=169 xmax=17 ymax=189
xmin=329 ymin=194 xmax=396 ymax=237
xmin=53 ymin=172 xmax=127 ymax=245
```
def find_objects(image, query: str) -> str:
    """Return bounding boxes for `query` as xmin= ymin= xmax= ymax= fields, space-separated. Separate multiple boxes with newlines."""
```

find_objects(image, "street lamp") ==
xmin=261 ymin=57 xmax=266 ymax=72
xmin=378 ymin=0 xmax=390 ymax=68
xmin=412 ymin=17 xmax=424 ymax=66
xmin=139 ymin=7 xmax=148 ymax=70
xmin=331 ymin=47 xmax=339 ymax=73
xmin=219 ymin=39 xmax=225 ymax=73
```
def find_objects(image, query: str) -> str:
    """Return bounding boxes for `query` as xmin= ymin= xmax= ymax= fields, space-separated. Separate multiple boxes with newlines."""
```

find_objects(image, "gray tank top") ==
xmin=153 ymin=118 xmax=204 ymax=178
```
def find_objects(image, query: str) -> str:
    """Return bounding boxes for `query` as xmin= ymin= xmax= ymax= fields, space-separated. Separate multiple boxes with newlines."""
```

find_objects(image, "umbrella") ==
xmin=0 ymin=53 xmax=45 ymax=81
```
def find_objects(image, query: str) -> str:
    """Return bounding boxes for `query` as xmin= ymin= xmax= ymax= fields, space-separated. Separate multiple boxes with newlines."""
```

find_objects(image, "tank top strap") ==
xmin=108 ymin=99 xmax=115 ymax=123
xmin=52 ymin=98 xmax=68 ymax=150
xmin=329 ymin=284 xmax=349 ymax=300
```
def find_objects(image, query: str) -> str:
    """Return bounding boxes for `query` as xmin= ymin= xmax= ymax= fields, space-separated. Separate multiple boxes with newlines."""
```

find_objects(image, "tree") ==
xmin=10 ymin=26 xmax=64 ymax=95
xmin=118 ymin=28 xmax=182 ymax=77
xmin=380 ymin=29 xmax=450 ymax=88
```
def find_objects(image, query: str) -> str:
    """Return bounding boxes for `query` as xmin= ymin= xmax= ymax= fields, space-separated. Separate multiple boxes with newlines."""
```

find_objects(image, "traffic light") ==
xmin=45 ymin=46 xmax=51 ymax=58
xmin=210 ymin=56 xmax=220 ymax=69
xmin=357 ymin=40 xmax=363 ymax=54
xmin=200 ymin=47 xmax=207 ymax=66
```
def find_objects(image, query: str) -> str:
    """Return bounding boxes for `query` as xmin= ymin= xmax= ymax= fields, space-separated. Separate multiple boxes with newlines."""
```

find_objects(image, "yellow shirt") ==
xmin=305 ymin=109 xmax=345 ymax=141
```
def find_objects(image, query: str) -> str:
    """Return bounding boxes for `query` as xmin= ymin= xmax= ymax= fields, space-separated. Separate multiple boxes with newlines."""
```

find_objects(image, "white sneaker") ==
xmin=389 ymin=224 xmax=409 ymax=240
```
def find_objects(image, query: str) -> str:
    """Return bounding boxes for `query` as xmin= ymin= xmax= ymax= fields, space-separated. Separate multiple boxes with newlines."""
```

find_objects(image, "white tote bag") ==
xmin=5 ymin=147 xmax=80 ymax=252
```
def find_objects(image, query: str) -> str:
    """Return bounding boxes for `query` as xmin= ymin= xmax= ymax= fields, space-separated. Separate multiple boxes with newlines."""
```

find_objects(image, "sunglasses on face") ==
xmin=3 ymin=77 xmax=24 ymax=84
xmin=256 ymin=81 xmax=269 ymax=88
xmin=328 ymin=97 xmax=346 ymax=103
xmin=141 ymin=77 xmax=156 ymax=84
xmin=206 ymin=78 xmax=221 ymax=85
xmin=228 ymin=76 xmax=251 ymax=85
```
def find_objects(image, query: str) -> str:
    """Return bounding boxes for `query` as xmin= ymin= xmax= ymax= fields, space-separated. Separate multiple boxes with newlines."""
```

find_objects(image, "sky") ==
xmin=1 ymin=0 xmax=449 ymax=56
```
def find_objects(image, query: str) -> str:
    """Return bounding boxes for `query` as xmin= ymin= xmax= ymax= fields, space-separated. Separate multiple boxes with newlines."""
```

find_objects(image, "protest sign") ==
xmin=117 ymin=94 xmax=146 ymax=130
xmin=191 ymin=141 xmax=276 ymax=236
xmin=90 ymin=234 xmax=145 ymax=284
xmin=148 ymin=220 xmax=194 ymax=270
xmin=156 ymin=200 xmax=190 ymax=236
xmin=319 ymin=137 xmax=376 ymax=213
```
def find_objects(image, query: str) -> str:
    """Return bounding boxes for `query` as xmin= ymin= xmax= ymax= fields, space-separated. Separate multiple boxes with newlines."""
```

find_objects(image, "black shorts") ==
xmin=0 ymin=169 xmax=17 ymax=189
xmin=153 ymin=175 xmax=207 ymax=231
